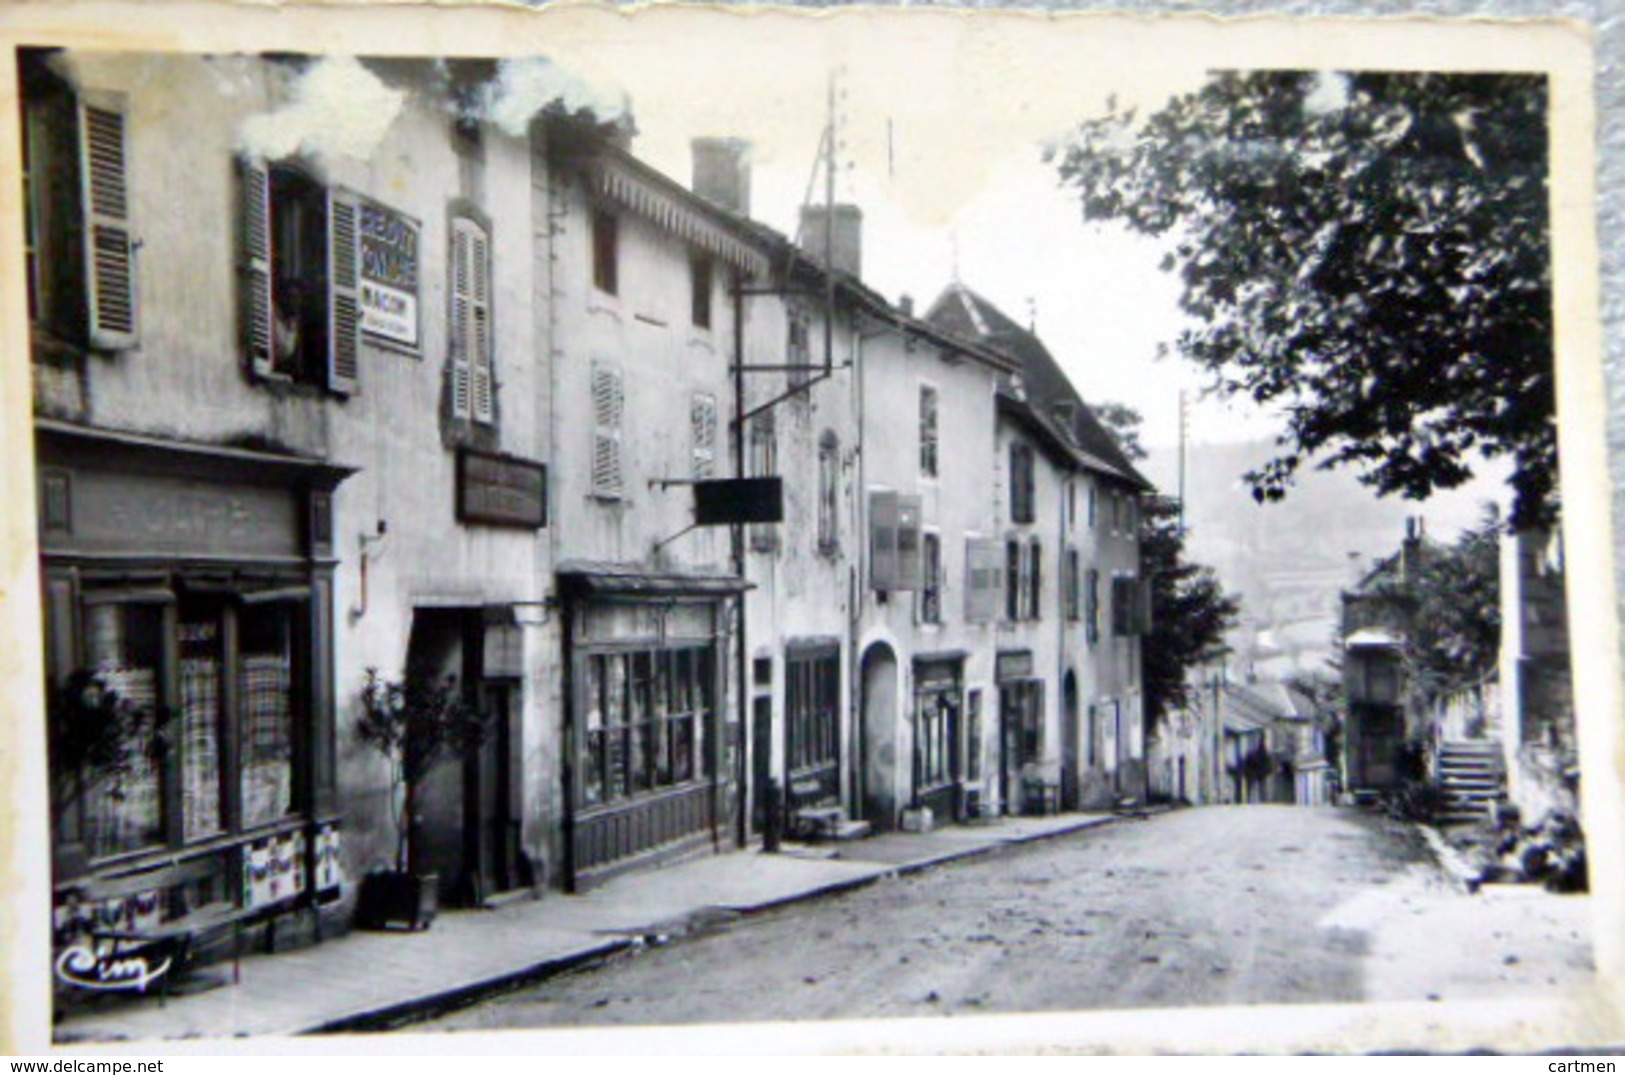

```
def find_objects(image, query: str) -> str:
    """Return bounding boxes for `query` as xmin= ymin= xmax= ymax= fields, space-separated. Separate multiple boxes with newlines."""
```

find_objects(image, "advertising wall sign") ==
xmin=360 ymin=201 xmax=420 ymax=348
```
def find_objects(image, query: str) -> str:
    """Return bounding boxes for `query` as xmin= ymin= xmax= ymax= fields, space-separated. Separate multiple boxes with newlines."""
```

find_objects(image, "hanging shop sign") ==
xmin=359 ymin=201 xmax=421 ymax=348
xmin=694 ymin=477 xmax=783 ymax=526
xmin=457 ymin=449 xmax=547 ymax=529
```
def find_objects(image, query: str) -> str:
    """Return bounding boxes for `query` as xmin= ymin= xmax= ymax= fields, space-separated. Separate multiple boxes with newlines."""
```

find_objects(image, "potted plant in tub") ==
xmin=354 ymin=666 xmax=488 ymax=930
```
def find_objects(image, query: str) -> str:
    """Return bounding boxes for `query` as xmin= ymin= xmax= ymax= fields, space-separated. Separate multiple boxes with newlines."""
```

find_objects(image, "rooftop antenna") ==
xmin=950 ymin=232 xmax=961 ymax=285
xmin=1025 ymin=296 xmax=1037 ymax=334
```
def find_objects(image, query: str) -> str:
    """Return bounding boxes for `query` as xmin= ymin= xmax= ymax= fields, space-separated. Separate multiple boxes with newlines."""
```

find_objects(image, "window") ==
xmin=1113 ymin=575 xmax=1149 ymax=636
xmin=786 ymin=648 xmax=839 ymax=775
xmin=691 ymin=392 xmax=718 ymax=479
xmin=816 ymin=431 xmax=839 ymax=555
xmin=59 ymin=586 xmax=308 ymax=863
xmin=1010 ymin=443 xmax=1035 ymax=524
xmin=965 ymin=538 xmax=1000 ymax=624
xmin=1068 ymin=482 xmax=1076 ymax=529
xmin=748 ymin=411 xmax=777 ymax=552
xmin=787 ymin=307 xmax=812 ymax=392
xmin=1005 ymin=539 xmax=1022 ymax=621
xmin=1086 ymin=568 xmax=1101 ymax=645
xmin=690 ymin=251 xmax=713 ymax=329
xmin=591 ymin=363 xmax=625 ymax=499
xmin=919 ymin=532 xmax=942 ymax=624
xmin=919 ymin=385 xmax=939 ymax=478
xmin=21 ymin=60 xmax=138 ymax=351
xmin=581 ymin=646 xmax=712 ymax=807
xmin=1064 ymin=548 xmax=1081 ymax=621
xmin=591 ymin=208 xmax=618 ymax=296
xmin=1028 ymin=538 xmax=1043 ymax=621
xmin=450 ymin=216 xmax=494 ymax=424
xmin=1088 ymin=483 xmax=1097 ymax=529
xmin=242 ymin=161 xmax=359 ymax=393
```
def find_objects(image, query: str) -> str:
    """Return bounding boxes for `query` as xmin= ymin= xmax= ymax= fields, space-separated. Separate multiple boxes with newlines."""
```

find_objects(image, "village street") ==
xmin=424 ymin=806 xmax=1595 ymax=1032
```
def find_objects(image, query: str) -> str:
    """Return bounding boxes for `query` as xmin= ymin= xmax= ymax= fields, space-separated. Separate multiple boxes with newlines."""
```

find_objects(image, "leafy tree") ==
xmin=1142 ymin=496 xmax=1242 ymax=734
xmin=1052 ymin=72 xmax=1554 ymax=528
xmin=1367 ymin=508 xmax=1503 ymax=699
xmin=1091 ymin=401 xmax=1147 ymax=462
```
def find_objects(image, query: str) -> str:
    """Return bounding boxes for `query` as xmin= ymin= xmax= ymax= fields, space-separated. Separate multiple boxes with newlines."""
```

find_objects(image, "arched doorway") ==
xmin=856 ymin=642 xmax=899 ymax=830
xmin=1061 ymin=671 xmax=1079 ymax=811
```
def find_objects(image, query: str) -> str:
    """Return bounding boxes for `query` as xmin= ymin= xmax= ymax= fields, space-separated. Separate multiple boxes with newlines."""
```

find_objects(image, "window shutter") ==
xmin=449 ymin=223 xmax=473 ymax=419
xmin=691 ymin=393 xmax=717 ymax=479
xmin=895 ymin=495 xmax=923 ymax=592
xmin=78 ymin=93 xmax=137 ymax=350
xmin=326 ymin=189 xmax=361 ymax=395
xmin=869 ymin=491 xmax=899 ymax=591
xmin=469 ymin=224 xmax=493 ymax=423
xmin=1087 ymin=568 xmax=1100 ymax=644
xmin=1030 ymin=540 xmax=1043 ymax=620
xmin=964 ymin=538 xmax=996 ymax=625
xmin=591 ymin=364 xmax=624 ymax=498
xmin=240 ymin=158 xmax=274 ymax=378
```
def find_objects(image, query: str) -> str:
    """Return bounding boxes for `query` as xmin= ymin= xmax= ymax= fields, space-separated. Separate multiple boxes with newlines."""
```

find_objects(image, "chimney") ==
xmin=799 ymin=204 xmax=863 ymax=278
xmin=1050 ymin=400 xmax=1077 ymax=432
xmin=898 ymin=294 xmax=914 ymax=317
xmin=691 ymin=137 xmax=751 ymax=215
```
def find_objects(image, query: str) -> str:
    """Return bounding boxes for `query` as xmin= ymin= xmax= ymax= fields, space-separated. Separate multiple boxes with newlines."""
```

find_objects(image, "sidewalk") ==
xmin=54 ymin=811 xmax=1119 ymax=1043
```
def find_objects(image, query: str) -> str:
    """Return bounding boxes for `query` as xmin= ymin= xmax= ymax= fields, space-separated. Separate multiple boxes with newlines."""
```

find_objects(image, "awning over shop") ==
xmin=556 ymin=560 xmax=754 ymax=599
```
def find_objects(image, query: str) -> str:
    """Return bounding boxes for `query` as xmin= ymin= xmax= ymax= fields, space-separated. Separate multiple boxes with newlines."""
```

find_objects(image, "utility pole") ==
xmin=1177 ymin=389 xmax=1188 ymax=538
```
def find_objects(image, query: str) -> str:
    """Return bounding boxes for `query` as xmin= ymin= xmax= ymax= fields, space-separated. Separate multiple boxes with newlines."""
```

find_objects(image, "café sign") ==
xmin=360 ymin=201 xmax=420 ymax=348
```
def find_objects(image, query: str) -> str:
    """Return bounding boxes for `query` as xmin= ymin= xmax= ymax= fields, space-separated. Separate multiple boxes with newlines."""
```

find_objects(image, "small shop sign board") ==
xmin=360 ymin=201 xmax=421 ymax=349
xmin=457 ymin=449 xmax=547 ymax=529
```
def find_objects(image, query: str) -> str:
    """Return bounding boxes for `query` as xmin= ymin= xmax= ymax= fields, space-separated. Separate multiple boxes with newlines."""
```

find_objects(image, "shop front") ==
xmin=558 ymin=565 xmax=744 ymax=890
xmin=910 ymin=655 xmax=964 ymax=824
xmin=996 ymin=650 xmax=1046 ymax=815
xmin=38 ymin=421 xmax=352 ymax=989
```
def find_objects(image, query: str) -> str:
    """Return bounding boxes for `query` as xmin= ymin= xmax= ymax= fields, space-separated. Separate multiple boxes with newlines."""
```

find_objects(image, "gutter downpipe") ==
xmin=732 ymin=272 xmax=749 ymax=849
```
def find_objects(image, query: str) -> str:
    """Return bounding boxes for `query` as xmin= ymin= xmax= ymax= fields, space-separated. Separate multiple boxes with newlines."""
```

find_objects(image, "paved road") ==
xmin=426 ymin=805 xmax=1593 ymax=1030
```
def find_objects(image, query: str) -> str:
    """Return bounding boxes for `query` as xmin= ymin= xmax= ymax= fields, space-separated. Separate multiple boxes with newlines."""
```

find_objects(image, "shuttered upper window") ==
xmin=450 ymin=216 xmax=494 ymax=424
xmin=691 ymin=393 xmax=718 ymax=479
xmin=591 ymin=363 xmax=625 ymax=499
xmin=20 ymin=58 xmax=139 ymax=352
xmin=241 ymin=160 xmax=359 ymax=395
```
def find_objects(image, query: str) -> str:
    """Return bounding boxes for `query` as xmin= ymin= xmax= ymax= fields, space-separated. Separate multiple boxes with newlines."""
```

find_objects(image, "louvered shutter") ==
xmin=326 ymin=189 xmax=360 ymax=395
xmin=469 ymin=223 xmax=494 ymax=424
xmin=691 ymin=393 xmax=717 ymax=479
xmin=894 ymin=495 xmax=922 ymax=592
xmin=591 ymin=364 xmax=624 ymax=498
xmin=241 ymin=159 xmax=274 ymax=378
xmin=449 ymin=223 xmax=472 ymax=419
xmin=869 ymin=491 xmax=898 ymax=591
xmin=78 ymin=94 xmax=137 ymax=350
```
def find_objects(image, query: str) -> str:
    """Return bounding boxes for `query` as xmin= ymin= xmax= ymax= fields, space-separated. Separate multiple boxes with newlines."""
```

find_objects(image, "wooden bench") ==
xmin=65 ymin=856 xmax=301 ymax=1004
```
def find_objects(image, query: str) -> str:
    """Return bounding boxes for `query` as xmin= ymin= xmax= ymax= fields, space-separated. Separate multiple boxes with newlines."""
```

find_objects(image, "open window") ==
xmin=241 ymin=160 xmax=359 ymax=394
xmin=20 ymin=52 xmax=139 ymax=351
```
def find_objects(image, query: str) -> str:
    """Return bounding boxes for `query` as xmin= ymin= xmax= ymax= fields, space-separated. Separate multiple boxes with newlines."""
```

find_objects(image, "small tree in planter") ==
xmin=354 ymin=666 xmax=488 ymax=930
xmin=47 ymin=669 xmax=168 ymax=881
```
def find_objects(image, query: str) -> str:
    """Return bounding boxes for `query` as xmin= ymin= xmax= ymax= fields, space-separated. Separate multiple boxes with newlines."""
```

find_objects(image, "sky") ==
xmin=502 ymin=13 xmax=1283 ymax=451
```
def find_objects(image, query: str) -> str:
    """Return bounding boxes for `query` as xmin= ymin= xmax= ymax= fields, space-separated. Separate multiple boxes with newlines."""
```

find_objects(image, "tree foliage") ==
xmin=1369 ymin=509 xmax=1503 ymax=698
xmin=1091 ymin=401 xmax=1147 ymax=462
xmin=1142 ymin=496 xmax=1242 ymax=732
xmin=1052 ymin=72 xmax=1554 ymax=528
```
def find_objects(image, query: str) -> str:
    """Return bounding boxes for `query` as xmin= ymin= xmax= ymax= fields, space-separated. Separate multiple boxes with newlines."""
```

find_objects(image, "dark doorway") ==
xmin=751 ymin=694 xmax=773 ymax=835
xmin=1061 ymin=671 xmax=1079 ymax=811
xmin=464 ymin=677 xmax=525 ymax=902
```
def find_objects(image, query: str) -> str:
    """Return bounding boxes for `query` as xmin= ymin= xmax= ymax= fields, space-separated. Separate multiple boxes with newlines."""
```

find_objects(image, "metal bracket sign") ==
xmin=693 ymin=477 xmax=784 ymax=526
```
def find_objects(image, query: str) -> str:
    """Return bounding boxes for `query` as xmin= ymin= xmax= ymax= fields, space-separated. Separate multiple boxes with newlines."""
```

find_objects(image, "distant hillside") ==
xmin=1140 ymin=438 xmax=1504 ymax=678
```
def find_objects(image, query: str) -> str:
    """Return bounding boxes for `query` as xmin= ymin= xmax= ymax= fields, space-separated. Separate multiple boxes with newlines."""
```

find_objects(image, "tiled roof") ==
xmin=923 ymin=284 xmax=1154 ymax=491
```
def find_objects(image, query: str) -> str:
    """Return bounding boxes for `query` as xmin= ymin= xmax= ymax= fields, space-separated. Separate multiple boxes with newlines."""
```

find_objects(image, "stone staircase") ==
xmin=1435 ymin=739 xmax=1505 ymax=826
